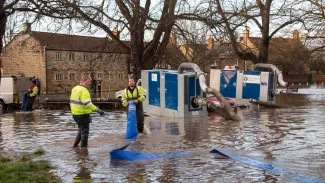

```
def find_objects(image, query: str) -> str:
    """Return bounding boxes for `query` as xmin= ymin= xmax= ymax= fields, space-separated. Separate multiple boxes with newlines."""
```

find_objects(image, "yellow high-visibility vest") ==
xmin=29 ymin=86 xmax=39 ymax=97
xmin=121 ymin=86 xmax=146 ymax=107
xmin=70 ymin=85 xmax=97 ymax=115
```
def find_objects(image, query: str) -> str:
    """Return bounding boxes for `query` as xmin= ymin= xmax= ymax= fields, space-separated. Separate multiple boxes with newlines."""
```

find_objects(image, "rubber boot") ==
xmin=80 ymin=134 xmax=88 ymax=147
xmin=80 ymin=124 xmax=89 ymax=147
xmin=136 ymin=103 xmax=144 ymax=133
xmin=73 ymin=129 xmax=81 ymax=147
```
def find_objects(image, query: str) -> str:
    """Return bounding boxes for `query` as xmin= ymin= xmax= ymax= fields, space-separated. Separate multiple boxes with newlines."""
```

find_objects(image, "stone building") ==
xmin=2 ymin=24 xmax=129 ymax=96
xmin=238 ymin=27 xmax=310 ymax=73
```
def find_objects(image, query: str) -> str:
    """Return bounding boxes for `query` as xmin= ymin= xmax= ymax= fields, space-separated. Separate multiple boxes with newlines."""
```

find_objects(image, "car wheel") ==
xmin=0 ymin=100 xmax=6 ymax=111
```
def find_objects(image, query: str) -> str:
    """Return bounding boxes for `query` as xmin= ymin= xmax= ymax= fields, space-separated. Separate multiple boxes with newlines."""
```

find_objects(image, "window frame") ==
xmin=55 ymin=52 xmax=62 ymax=61
xmin=83 ymin=54 xmax=88 ymax=61
xmin=68 ymin=53 xmax=75 ymax=61
xmin=55 ymin=73 xmax=63 ymax=82
xmin=97 ymin=73 xmax=103 ymax=80
xmin=68 ymin=73 xmax=76 ymax=81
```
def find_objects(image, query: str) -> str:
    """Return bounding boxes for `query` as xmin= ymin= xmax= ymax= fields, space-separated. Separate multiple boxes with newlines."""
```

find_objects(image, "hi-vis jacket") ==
xmin=70 ymin=85 xmax=97 ymax=115
xmin=121 ymin=86 xmax=146 ymax=107
xmin=29 ymin=84 xmax=39 ymax=97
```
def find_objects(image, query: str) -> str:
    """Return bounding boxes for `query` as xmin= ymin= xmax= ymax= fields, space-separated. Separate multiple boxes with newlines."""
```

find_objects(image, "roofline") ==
xmin=45 ymin=48 xmax=129 ymax=54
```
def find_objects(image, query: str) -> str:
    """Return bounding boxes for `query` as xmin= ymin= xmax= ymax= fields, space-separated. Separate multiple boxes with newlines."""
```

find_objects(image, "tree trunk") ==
xmin=0 ymin=0 xmax=7 ymax=79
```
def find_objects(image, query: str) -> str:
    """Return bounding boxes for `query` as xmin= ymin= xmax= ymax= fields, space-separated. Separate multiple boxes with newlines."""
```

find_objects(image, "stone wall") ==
xmin=3 ymin=34 xmax=129 ymax=95
xmin=2 ymin=34 xmax=46 ymax=91
xmin=46 ymin=51 xmax=129 ymax=94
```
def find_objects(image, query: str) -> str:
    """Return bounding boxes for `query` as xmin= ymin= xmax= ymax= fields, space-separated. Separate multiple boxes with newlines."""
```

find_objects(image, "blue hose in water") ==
xmin=110 ymin=102 xmax=325 ymax=182
xmin=110 ymin=101 xmax=192 ymax=160
xmin=125 ymin=101 xmax=138 ymax=140
xmin=210 ymin=149 xmax=325 ymax=183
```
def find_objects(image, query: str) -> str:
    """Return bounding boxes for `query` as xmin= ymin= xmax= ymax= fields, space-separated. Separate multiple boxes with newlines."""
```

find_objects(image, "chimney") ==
xmin=169 ymin=32 xmax=177 ymax=45
xmin=243 ymin=26 xmax=249 ymax=41
xmin=113 ymin=26 xmax=120 ymax=39
xmin=207 ymin=35 xmax=214 ymax=49
xmin=23 ymin=22 xmax=31 ymax=33
xmin=293 ymin=29 xmax=299 ymax=39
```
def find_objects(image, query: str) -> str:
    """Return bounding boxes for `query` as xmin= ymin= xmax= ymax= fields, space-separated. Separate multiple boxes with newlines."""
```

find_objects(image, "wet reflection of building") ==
xmin=125 ymin=164 xmax=148 ymax=182
xmin=0 ymin=118 xmax=3 ymax=151
xmin=183 ymin=117 xmax=210 ymax=142
xmin=0 ymin=113 xmax=39 ymax=151
xmin=73 ymin=148 xmax=92 ymax=182
xmin=146 ymin=117 xmax=185 ymax=137
xmin=145 ymin=116 xmax=210 ymax=144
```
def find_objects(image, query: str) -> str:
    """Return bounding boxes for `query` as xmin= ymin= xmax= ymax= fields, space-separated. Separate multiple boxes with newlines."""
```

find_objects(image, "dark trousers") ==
xmin=73 ymin=114 xmax=91 ymax=147
xmin=22 ymin=93 xmax=36 ymax=111
xmin=136 ymin=103 xmax=144 ymax=133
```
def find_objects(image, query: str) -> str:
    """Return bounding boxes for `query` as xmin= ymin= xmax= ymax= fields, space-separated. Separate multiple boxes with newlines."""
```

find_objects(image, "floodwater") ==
xmin=1 ymin=86 xmax=325 ymax=183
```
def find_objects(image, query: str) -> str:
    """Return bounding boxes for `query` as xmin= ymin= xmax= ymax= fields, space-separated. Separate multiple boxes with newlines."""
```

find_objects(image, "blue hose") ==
xmin=211 ymin=149 xmax=325 ymax=183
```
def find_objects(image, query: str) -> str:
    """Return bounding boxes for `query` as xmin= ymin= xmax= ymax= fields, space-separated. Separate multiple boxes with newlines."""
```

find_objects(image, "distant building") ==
xmin=2 ymin=23 xmax=129 ymax=94
xmin=238 ymin=27 xmax=310 ymax=73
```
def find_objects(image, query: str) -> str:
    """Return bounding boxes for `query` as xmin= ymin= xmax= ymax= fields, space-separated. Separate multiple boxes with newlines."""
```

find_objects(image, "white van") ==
xmin=0 ymin=77 xmax=31 ymax=110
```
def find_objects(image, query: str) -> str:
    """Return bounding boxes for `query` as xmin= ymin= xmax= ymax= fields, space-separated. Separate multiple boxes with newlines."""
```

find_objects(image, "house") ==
xmin=238 ymin=27 xmax=311 ymax=73
xmin=156 ymin=33 xmax=243 ymax=73
xmin=172 ymin=27 xmax=310 ymax=74
xmin=2 ymin=24 xmax=129 ymax=96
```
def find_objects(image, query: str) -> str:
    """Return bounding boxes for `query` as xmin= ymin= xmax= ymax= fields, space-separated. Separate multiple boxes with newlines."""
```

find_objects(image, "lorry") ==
xmin=0 ymin=76 xmax=32 ymax=111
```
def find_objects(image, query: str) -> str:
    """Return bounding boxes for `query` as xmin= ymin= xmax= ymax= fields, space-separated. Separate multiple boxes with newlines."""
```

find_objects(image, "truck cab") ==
xmin=0 ymin=76 xmax=32 ymax=111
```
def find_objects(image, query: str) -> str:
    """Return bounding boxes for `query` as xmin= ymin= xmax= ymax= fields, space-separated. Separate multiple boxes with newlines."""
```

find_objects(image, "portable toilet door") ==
xmin=242 ymin=71 xmax=261 ymax=100
xmin=219 ymin=69 xmax=237 ymax=98
xmin=164 ymin=72 xmax=178 ymax=110
xmin=148 ymin=71 xmax=161 ymax=106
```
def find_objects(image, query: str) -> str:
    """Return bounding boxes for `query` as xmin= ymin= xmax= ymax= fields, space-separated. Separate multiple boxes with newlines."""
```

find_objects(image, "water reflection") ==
xmin=73 ymin=148 xmax=92 ymax=182
xmin=0 ymin=88 xmax=325 ymax=182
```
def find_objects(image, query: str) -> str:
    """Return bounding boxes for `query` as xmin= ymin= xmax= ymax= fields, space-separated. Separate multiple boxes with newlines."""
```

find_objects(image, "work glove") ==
xmin=97 ymin=109 xmax=104 ymax=116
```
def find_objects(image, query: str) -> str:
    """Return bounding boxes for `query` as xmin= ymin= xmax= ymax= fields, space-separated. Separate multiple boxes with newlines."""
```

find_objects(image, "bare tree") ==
xmin=212 ymin=0 xmax=305 ymax=64
xmin=309 ymin=51 xmax=325 ymax=74
xmin=33 ymin=0 xmax=213 ymax=80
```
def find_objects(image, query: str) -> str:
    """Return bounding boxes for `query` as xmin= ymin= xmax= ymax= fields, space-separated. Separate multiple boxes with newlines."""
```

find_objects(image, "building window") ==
xmin=69 ymin=73 xmax=76 ymax=81
xmin=98 ymin=55 xmax=103 ymax=62
xmin=55 ymin=73 xmax=63 ymax=81
xmin=118 ymin=73 xmax=124 ymax=80
xmin=97 ymin=73 xmax=103 ymax=80
xmin=109 ymin=72 xmax=114 ymax=80
xmin=69 ymin=53 xmax=75 ymax=61
xmin=55 ymin=52 xmax=62 ymax=60
xmin=83 ymin=54 xmax=88 ymax=61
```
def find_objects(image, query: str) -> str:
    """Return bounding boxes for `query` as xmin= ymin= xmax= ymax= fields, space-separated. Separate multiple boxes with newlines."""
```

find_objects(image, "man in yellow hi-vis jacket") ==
xmin=121 ymin=77 xmax=146 ymax=133
xmin=70 ymin=75 xmax=104 ymax=147
xmin=22 ymin=78 xmax=39 ymax=111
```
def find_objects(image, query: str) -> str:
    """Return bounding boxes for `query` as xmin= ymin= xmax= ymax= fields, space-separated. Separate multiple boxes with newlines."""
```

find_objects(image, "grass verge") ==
xmin=0 ymin=148 xmax=61 ymax=183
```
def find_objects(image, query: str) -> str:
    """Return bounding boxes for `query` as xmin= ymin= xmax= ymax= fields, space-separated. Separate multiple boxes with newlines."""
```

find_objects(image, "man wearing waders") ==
xmin=70 ymin=74 xmax=104 ymax=147
xmin=121 ymin=77 xmax=146 ymax=133
xmin=21 ymin=78 xmax=39 ymax=111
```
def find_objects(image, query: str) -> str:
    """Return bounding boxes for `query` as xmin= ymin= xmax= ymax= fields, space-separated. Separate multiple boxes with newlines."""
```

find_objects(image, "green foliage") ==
xmin=34 ymin=148 xmax=45 ymax=156
xmin=0 ymin=151 xmax=61 ymax=183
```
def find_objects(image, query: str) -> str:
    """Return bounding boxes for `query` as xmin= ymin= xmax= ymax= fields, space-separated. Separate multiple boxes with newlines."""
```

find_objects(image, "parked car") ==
xmin=206 ymin=94 xmax=238 ymax=112
xmin=115 ymin=79 xmax=143 ymax=99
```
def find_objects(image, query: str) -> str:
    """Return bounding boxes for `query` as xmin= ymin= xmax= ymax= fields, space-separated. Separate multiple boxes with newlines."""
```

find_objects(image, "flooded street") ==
xmin=1 ymin=87 xmax=325 ymax=182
